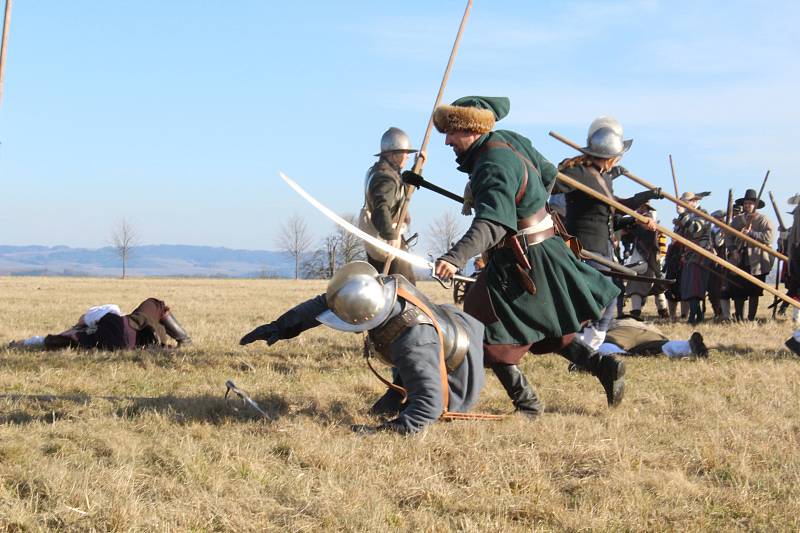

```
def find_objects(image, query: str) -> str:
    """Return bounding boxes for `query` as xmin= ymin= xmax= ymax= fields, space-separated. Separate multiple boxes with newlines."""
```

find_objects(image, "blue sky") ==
xmin=1 ymin=1 xmax=797 ymax=252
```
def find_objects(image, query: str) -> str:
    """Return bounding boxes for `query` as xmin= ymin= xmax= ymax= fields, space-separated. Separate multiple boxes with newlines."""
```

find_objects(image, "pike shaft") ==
xmin=554 ymin=170 xmax=800 ymax=310
xmin=385 ymin=0 xmax=473 ymax=274
xmin=0 ymin=0 xmax=12 ymax=110
xmin=549 ymin=131 xmax=788 ymax=263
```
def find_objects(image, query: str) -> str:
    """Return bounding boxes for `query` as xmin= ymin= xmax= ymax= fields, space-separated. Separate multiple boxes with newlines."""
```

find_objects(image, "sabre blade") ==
xmin=279 ymin=171 xmax=432 ymax=270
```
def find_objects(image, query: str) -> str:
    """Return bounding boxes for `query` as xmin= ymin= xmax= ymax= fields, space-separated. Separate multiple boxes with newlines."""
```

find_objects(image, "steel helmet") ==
xmin=587 ymin=116 xmax=624 ymax=140
xmin=374 ymin=127 xmax=418 ymax=156
xmin=580 ymin=116 xmax=633 ymax=159
xmin=316 ymin=261 xmax=397 ymax=332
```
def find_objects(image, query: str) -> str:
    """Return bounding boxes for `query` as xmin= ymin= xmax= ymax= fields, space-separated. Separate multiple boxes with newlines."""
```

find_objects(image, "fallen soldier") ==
xmin=596 ymin=318 xmax=708 ymax=358
xmin=240 ymin=261 xmax=487 ymax=434
xmin=9 ymin=298 xmax=192 ymax=351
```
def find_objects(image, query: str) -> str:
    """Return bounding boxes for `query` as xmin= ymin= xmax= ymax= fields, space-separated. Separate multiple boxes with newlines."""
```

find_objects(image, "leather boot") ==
xmin=161 ymin=312 xmax=192 ymax=346
xmin=747 ymin=296 xmax=759 ymax=321
xmin=558 ymin=339 xmax=625 ymax=407
xmin=490 ymin=364 xmax=542 ymax=417
xmin=734 ymin=299 xmax=745 ymax=322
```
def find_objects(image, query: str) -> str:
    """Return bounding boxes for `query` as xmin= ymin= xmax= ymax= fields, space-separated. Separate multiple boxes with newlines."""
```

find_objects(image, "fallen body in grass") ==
xmin=596 ymin=318 xmax=708 ymax=358
xmin=240 ymin=261 xmax=488 ymax=434
xmin=8 ymin=297 xmax=192 ymax=351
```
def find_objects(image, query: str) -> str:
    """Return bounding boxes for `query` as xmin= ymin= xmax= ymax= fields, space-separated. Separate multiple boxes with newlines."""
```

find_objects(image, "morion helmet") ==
xmin=579 ymin=116 xmax=633 ymax=159
xmin=375 ymin=127 xmax=418 ymax=156
xmin=316 ymin=261 xmax=397 ymax=332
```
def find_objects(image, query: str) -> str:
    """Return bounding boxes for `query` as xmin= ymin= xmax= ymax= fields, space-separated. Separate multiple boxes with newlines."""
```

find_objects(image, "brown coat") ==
xmin=731 ymin=212 xmax=775 ymax=276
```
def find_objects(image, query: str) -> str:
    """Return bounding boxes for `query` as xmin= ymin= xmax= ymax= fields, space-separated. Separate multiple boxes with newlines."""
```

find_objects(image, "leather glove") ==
xmin=608 ymin=165 xmax=628 ymax=179
xmin=401 ymin=170 xmax=425 ymax=188
xmin=239 ymin=323 xmax=281 ymax=346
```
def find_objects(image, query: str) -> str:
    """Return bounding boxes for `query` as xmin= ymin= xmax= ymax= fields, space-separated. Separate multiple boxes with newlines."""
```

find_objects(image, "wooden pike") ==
xmin=0 ymin=0 xmax=12 ymax=110
xmin=768 ymin=191 xmax=787 ymax=232
xmin=554 ymin=170 xmax=800 ymax=310
xmin=669 ymin=154 xmax=680 ymax=212
xmin=549 ymin=131 xmax=788 ymax=263
xmin=725 ymin=189 xmax=734 ymax=226
xmin=383 ymin=0 xmax=473 ymax=274
xmin=757 ymin=170 xmax=770 ymax=202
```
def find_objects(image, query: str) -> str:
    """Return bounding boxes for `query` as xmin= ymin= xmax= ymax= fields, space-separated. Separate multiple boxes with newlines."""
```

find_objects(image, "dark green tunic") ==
xmin=459 ymin=131 xmax=619 ymax=351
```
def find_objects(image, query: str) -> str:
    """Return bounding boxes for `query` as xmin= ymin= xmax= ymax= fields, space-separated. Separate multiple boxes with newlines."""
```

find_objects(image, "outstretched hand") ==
xmin=239 ymin=323 xmax=281 ymax=346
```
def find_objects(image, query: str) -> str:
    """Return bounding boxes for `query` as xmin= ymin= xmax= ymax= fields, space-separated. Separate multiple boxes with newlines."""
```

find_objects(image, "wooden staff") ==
xmin=725 ymin=189 xmax=734 ymax=225
xmin=669 ymin=154 xmax=680 ymax=212
xmin=549 ymin=131 xmax=788 ymax=263
xmin=769 ymin=190 xmax=788 ymax=319
xmin=383 ymin=0 xmax=473 ymax=274
xmin=757 ymin=170 xmax=770 ymax=201
xmin=768 ymin=191 xmax=787 ymax=234
xmin=0 ymin=0 xmax=12 ymax=110
xmin=554 ymin=170 xmax=800 ymax=310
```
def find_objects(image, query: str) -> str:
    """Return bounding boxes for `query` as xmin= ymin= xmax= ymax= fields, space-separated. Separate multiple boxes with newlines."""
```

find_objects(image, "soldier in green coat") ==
xmin=431 ymin=96 xmax=624 ymax=412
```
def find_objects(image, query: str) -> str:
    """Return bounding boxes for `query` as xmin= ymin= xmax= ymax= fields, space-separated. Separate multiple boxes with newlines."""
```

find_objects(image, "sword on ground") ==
xmin=225 ymin=380 xmax=270 ymax=419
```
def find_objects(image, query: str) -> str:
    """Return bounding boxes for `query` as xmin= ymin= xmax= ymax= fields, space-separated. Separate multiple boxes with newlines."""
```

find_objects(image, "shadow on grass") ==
xmin=0 ymin=392 xmax=290 ymax=426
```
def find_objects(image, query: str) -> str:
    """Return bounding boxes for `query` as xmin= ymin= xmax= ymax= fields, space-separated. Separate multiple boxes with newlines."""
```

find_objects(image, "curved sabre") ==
xmin=279 ymin=171 xmax=474 ymax=283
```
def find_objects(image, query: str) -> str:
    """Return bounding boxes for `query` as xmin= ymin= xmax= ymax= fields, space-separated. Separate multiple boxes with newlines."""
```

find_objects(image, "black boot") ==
xmin=161 ymin=312 xmax=192 ymax=346
xmin=558 ymin=339 xmax=625 ymax=407
xmin=689 ymin=332 xmax=709 ymax=357
xmin=747 ymin=296 xmax=759 ymax=321
xmin=491 ymin=364 xmax=542 ymax=417
xmin=734 ymin=298 xmax=745 ymax=322
xmin=785 ymin=336 xmax=800 ymax=357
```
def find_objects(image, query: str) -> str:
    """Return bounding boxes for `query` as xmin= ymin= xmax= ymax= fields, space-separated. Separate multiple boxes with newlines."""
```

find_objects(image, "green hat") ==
xmin=433 ymin=96 xmax=510 ymax=134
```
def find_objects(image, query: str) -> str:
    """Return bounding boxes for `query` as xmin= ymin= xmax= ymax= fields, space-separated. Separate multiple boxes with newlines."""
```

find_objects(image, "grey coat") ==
xmin=268 ymin=293 xmax=485 ymax=434
xmin=731 ymin=212 xmax=775 ymax=276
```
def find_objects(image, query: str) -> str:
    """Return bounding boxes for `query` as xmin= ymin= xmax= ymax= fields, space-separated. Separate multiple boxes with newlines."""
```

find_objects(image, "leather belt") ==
xmin=518 ymin=226 xmax=555 ymax=246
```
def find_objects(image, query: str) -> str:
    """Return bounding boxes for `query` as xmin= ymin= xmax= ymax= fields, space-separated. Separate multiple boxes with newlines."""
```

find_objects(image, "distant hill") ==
xmin=0 ymin=244 xmax=297 ymax=278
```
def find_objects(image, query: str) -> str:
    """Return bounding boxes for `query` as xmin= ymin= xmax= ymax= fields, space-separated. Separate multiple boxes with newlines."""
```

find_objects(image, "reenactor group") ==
xmin=241 ymin=96 xmax=799 ymax=433
xmin=12 ymin=96 xmax=799 ymax=435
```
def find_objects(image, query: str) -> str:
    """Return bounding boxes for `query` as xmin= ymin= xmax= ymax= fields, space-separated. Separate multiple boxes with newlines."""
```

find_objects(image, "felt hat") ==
xmin=734 ymin=189 xmax=765 ymax=209
xmin=679 ymin=191 xmax=710 ymax=202
xmin=433 ymin=96 xmax=510 ymax=134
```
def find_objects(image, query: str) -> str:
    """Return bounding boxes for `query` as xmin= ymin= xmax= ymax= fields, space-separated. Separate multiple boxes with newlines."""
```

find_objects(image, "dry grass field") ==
xmin=1 ymin=276 xmax=799 ymax=531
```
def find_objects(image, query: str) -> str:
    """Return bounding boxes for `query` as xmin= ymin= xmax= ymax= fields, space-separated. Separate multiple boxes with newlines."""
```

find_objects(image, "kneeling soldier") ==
xmin=240 ymin=261 xmax=487 ymax=434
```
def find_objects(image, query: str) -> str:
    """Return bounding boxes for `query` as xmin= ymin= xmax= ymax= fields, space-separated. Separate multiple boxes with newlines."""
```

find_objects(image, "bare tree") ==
xmin=277 ymin=214 xmax=313 ymax=279
xmin=426 ymin=211 xmax=464 ymax=259
xmin=301 ymin=234 xmax=340 ymax=279
xmin=337 ymin=213 xmax=365 ymax=264
xmin=110 ymin=218 xmax=139 ymax=279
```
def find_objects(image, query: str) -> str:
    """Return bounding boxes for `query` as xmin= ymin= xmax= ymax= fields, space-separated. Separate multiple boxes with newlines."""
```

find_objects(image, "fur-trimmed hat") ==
xmin=433 ymin=96 xmax=510 ymax=134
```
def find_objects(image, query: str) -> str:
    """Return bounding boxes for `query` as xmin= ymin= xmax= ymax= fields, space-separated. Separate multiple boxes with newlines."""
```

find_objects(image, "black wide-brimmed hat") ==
xmin=734 ymin=189 xmax=765 ymax=209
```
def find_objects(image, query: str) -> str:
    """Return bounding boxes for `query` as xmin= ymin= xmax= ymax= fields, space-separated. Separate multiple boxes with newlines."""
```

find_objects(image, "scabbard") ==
xmin=507 ymin=235 xmax=536 ymax=294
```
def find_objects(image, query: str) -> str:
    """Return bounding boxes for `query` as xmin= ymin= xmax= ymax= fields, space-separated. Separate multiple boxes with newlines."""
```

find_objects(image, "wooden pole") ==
xmin=725 ymin=189 xmax=734 ymax=225
xmin=769 ymin=191 xmax=787 ymax=232
xmin=669 ymin=154 xmax=680 ymax=212
xmin=0 ymin=0 xmax=12 ymax=110
xmin=383 ymin=0 xmax=473 ymax=274
xmin=756 ymin=170 xmax=770 ymax=202
xmin=554 ymin=170 xmax=800 ymax=310
xmin=549 ymin=130 xmax=788 ymax=262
